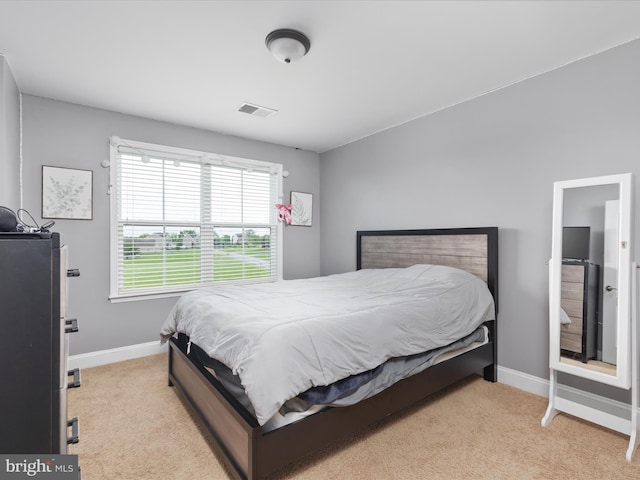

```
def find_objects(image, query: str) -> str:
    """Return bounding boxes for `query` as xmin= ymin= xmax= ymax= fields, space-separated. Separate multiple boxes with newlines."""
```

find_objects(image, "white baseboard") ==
xmin=68 ymin=344 xmax=634 ymax=422
xmin=498 ymin=365 xmax=632 ymax=420
xmin=498 ymin=365 xmax=550 ymax=397
xmin=68 ymin=341 xmax=168 ymax=370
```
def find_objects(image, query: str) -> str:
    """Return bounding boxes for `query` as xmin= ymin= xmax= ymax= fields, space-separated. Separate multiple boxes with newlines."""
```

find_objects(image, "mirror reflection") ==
xmin=559 ymin=184 xmax=620 ymax=376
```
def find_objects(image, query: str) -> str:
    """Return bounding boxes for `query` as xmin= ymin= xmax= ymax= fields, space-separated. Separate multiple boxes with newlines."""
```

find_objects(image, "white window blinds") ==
xmin=109 ymin=137 xmax=283 ymax=300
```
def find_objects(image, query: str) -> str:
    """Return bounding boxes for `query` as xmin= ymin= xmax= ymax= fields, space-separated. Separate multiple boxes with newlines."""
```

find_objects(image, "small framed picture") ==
xmin=42 ymin=165 xmax=93 ymax=220
xmin=290 ymin=191 xmax=312 ymax=226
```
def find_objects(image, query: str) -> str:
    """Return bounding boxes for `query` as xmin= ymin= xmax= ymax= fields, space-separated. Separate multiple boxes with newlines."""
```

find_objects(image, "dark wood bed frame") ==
xmin=168 ymin=227 xmax=498 ymax=479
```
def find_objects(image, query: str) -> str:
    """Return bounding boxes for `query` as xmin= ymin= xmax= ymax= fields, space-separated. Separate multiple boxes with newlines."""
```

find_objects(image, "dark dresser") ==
xmin=0 ymin=232 xmax=80 ymax=453
xmin=560 ymin=260 xmax=599 ymax=363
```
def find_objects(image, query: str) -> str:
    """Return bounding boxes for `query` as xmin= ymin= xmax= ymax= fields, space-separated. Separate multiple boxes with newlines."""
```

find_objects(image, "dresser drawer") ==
xmin=561 ymin=280 xmax=583 ymax=302
xmin=561 ymin=316 xmax=583 ymax=335
xmin=560 ymin=331 xmax=582 ymax=353
xmin=561 ymin=297 xmax=583 ymax=319
xmin=562 ymin=264 xmax=585 ymax=284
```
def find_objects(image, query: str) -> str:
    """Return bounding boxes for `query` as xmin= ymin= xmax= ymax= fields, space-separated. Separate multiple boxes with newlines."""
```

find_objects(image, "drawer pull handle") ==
xmin=68 ymin=368 xmax=81 ymax=388
xmin=65 ymin=318 xmax=79 ymax=334
xmin=67 ymin=417 xmax=79 ymax=444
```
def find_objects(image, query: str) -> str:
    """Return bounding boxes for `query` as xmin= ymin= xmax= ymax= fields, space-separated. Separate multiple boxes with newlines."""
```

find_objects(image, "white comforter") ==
xmin=160 ymin=264 xmax=495 ymax=425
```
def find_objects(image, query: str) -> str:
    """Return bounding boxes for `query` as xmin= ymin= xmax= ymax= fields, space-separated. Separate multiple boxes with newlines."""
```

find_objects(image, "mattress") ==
xmin=161 ymin=264 xmax=496 ymax=425
xmin=194 ymin=325 xmax=489 ymax=431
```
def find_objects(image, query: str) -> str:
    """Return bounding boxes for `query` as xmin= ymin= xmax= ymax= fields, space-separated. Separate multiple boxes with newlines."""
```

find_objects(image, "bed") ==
xmin=163 ymin=227 xmax=498 ymax=479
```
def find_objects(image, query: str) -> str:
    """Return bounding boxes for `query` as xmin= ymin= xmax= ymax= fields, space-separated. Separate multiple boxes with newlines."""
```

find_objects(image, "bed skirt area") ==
xmin=168 ymin=320 xmax=496 ymax=480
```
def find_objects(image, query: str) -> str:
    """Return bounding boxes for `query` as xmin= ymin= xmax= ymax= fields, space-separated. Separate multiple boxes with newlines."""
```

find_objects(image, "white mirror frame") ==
xmin=549 ymin=173 xmax=634 ymax=389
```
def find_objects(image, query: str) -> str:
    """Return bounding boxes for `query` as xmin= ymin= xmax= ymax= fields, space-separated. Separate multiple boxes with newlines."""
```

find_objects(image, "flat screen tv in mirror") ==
xmin=562 ymin=226 xmax=590 ymax=260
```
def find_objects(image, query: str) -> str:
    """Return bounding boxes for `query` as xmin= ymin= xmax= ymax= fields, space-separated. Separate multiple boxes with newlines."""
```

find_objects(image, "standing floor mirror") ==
xmin=541 ymin=172 xmax=639 ymax=460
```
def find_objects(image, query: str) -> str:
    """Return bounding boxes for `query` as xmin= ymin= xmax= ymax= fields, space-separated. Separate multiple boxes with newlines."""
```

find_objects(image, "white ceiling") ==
xmin=1 ymin=1 xmax=640 ymax=154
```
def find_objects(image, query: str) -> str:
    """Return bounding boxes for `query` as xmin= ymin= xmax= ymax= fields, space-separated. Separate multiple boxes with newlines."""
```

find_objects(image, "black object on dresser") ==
xmin=0 ymin=232 xmax=80 ymax=453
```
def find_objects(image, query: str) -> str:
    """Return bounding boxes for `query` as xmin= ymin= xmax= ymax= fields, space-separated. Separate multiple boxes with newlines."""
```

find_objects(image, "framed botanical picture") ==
xmin=290 ymin=191 xmax=312 ymax=226
xmin=42 ymin=165 xmax=93 ymax=220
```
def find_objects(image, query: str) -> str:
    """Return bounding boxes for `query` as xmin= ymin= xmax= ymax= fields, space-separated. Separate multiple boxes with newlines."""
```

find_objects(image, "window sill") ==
xmin=109 ymin=290 xmax=187 ymax=303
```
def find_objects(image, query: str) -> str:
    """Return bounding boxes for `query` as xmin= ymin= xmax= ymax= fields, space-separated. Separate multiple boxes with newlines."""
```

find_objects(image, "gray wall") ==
xmin=13 ymin=37 xmax=640 ymax=395
xmin=22 ymin=95 xmax=320 ymax=355
xmin=0 ymin=56 xmax=20 ymax=208
xmin=319 ymin=40 xmax=640 ymax=389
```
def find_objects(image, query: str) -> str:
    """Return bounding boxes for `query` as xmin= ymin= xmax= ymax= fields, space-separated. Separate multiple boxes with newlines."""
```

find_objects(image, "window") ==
xmin=109 ymin=137 xmax=283 ymax=301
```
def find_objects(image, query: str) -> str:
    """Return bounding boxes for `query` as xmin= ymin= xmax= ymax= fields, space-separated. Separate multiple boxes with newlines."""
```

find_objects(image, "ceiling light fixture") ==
xmin=265 ymin=28 xmax=310 ymax=64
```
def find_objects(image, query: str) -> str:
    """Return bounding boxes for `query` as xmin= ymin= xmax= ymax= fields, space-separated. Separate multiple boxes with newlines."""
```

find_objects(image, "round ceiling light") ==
xmin=265 ymin=28 xmax=311 ymax=64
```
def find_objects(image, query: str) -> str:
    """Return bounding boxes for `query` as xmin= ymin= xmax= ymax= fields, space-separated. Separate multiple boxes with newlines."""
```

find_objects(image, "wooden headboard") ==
xmin=357 ymin=227 xmax=498 ymax=308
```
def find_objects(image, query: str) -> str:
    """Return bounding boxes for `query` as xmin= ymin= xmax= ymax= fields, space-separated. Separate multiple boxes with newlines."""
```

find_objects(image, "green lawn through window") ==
xmin=123 ymin=247 xmax=271 ymax=289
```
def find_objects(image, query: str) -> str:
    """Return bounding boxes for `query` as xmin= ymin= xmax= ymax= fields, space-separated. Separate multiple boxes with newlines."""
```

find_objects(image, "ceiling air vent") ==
xmin=237 ymin=102 xmax=278 ymax=118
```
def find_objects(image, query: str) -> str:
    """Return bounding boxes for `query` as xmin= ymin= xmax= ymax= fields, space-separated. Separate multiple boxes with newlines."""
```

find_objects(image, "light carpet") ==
xmin=68 ymin=353 xmax=639 ymax=479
